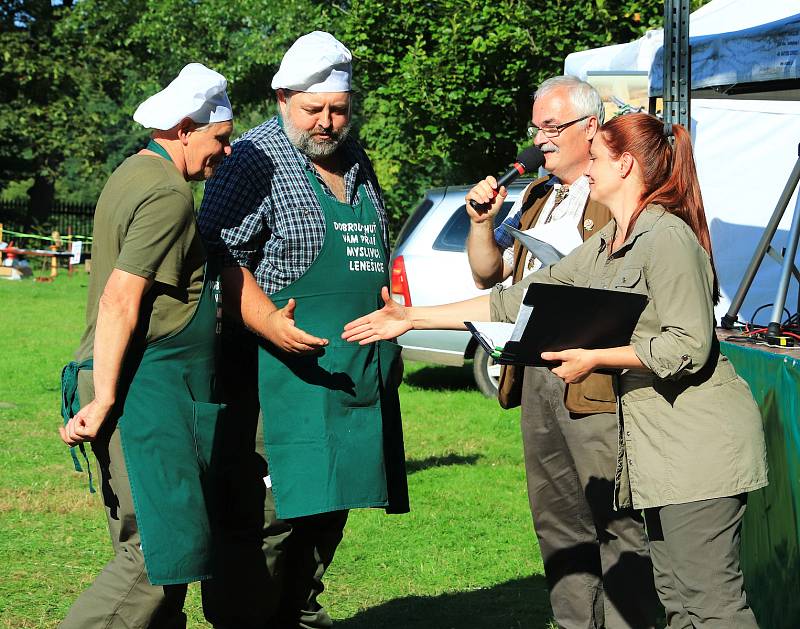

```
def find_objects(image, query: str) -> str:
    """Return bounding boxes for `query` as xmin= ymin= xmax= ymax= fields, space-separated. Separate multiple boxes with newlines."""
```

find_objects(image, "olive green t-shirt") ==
xmin=76 ymin=154 xmax=206 ymax=362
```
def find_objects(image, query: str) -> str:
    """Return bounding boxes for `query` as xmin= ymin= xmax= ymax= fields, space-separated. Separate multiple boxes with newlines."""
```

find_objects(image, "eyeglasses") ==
xmin=527 ymin=115 xmax=590 ymax=139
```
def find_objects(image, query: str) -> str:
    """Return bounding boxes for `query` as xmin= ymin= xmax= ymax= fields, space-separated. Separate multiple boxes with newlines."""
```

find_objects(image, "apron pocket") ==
xmin=323 ymin=343 xmax=381 ymax=410
xmin=192 ymin=401 xmax=226 ymax=471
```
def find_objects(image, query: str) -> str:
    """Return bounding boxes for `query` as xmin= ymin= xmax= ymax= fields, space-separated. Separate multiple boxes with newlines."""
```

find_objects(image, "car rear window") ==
xmin=432 ymin=202 xmax=514 ymax=252
xmin=394 ymin=198 xmax=434 ymax=249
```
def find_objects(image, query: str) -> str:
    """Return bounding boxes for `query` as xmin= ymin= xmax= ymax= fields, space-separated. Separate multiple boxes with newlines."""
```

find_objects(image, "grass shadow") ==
xmin=336 ymin=575 xmax=552 ymax=629
xmin=404 ymin=364 xmax=475 ymax=392
xmin=405 ymin=453 xmax=483 ymax=475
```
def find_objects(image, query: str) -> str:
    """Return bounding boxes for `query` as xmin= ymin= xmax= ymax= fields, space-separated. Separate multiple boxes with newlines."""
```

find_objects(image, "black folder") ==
xmin=468 ymin=283 xmax=648 ymax=367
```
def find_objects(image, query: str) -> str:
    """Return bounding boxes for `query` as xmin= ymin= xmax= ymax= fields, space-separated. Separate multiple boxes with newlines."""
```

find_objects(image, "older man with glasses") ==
xmin=465 ymin=75 xmax=660 ymax=628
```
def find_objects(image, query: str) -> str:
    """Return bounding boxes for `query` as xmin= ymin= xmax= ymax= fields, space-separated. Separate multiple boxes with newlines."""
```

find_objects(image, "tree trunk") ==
xmin=27 ymin=175 xmax=55 ymax=226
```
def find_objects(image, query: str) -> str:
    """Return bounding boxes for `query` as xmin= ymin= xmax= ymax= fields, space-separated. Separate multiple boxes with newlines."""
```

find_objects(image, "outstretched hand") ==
xmin=342 ymin=287 xmax=412 ymax=345
xmin=541 ymin=349 xmax=598 ymax=384
xmin=265 ymin=298 xmax=329 ymax=354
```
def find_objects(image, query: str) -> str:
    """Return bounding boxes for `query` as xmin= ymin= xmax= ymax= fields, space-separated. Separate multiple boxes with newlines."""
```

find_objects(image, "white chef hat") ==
xmin=271 ymin=31 xmax=352 ymax=93
xmin=133 ymin=63 xmax=233 ymax=130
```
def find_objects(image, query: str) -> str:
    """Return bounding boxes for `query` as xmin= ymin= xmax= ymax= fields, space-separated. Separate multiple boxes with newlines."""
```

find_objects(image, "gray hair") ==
xmin=155 ymin=119 xmax=219 ymax=135
xmin=191 ymin=120 xmax=218 ymax=132
xmin=534 ymin=75 xmax=605 ymax=125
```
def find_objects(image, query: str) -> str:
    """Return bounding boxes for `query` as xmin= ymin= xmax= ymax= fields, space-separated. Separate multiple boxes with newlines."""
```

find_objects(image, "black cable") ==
xmin=748 ymin=304 xmax=772 ymax=328
xmin=748 ymin=303 xmax=791 ymax=329
xmin=724 ymin=334 xmax=759 ymax=344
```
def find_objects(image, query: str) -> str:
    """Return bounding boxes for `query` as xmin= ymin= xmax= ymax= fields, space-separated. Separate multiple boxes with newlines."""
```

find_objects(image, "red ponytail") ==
xmin=600 ymin=113 xmax=720 ymax=304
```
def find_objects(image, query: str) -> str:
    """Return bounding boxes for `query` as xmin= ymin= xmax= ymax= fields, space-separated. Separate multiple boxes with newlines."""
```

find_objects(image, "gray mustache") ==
xmin=540 ymin=144 xmax=559 ymax=153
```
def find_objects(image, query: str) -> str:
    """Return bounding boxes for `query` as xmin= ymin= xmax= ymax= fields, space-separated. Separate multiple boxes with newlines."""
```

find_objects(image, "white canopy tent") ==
xmin=564 ymin=0 xmax=800 ymax=323
xmin=565 ymin=0 xmax=800 ymax=84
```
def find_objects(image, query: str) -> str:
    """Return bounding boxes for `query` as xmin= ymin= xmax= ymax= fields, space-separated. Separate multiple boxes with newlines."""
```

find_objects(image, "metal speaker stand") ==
xmin=721 ymin=143 xmax=800 ymax=341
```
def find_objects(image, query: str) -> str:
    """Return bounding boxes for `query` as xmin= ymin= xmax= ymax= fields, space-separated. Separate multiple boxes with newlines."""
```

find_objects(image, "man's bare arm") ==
xmin=221 ymin=266 xmax=328 ymax=353
xmin=61 ymin=269 xmax=151 ymax=445
xmin=465 ymin=177 xmax=513 ymax=288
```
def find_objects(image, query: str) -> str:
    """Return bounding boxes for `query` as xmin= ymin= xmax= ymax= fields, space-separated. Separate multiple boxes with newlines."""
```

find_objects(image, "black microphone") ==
xmin=469 ymin=146 xmax=546 ymax=210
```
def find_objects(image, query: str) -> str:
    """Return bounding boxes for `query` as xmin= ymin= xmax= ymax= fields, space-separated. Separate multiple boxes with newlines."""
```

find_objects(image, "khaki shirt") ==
xmin=76 ymin=155 xmax=206 ymax=363
xmin=490 ymin=205 xmax=768 ymax=509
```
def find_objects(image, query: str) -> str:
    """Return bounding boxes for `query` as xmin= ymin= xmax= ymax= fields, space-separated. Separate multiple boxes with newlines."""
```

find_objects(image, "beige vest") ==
xmin=497 ymin=177 xmax=617 ymax=413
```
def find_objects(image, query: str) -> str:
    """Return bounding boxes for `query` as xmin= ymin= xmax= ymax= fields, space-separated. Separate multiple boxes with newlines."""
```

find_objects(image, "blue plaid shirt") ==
xmin=198 ymin=116 xmax=388 ymax=295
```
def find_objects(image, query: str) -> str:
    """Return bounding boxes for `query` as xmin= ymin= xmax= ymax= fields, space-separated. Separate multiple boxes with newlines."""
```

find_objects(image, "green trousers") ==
xmin=645 ymin=495 xmax=759 ymax=628
xmin=59 ymin=415 xmax=188 ymax=629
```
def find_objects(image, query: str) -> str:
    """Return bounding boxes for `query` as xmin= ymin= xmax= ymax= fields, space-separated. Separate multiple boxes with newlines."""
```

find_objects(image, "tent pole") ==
xmin=721 ymin=147 xmax=800 ymax=330
xmin=662 ymin=0 xmax=691 ymax=132
xmin=766 ymin=166 xmax=800 ymax=341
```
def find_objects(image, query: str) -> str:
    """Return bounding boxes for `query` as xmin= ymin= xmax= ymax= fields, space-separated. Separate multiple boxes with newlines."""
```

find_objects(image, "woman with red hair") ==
xmin=343 ymin=112 xmax=768 ymax=627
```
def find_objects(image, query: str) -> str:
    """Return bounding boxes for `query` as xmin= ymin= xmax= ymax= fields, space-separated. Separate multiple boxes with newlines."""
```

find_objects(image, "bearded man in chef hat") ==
xmin=198 ymin=32 xmax=408 ymax=629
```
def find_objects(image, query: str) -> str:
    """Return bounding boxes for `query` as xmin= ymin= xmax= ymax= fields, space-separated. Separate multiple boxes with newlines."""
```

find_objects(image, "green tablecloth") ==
xmin=721 ymin=340 xmax=800 ymax=628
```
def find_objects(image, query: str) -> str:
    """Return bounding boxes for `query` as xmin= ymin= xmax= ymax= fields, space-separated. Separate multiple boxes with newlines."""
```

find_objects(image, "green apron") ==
xmin=257 ymin=168 xmax=409 ymax=520
xmin=61 ymin=263 xmax=225 ymax=585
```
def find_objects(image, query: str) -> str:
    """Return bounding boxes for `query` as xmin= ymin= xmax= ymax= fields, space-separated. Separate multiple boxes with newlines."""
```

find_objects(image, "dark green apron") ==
xmin=257 ymin=168 xmax=409 ymax=519
xmin=61 ymin=263 xmax=225 ymax=585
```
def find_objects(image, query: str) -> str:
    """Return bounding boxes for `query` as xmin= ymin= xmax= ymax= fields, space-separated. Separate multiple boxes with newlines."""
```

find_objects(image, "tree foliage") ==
xmin=1 ymin=0 xmax=679 ymax=226
xmin=2 ymin=0 xmax=82 ymax=216
xmin=344 ymin=0 xmax=666 ymax=222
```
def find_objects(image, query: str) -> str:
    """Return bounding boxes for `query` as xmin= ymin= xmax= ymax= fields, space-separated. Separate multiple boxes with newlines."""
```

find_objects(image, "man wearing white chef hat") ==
xmin=199 ymin=32 xmax=408 ymax=629
xmin=59 ymin=63 xmax=233 ymax=628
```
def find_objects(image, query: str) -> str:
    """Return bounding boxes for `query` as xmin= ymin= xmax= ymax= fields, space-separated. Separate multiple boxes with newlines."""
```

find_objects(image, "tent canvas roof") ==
xmin=564 ymin=0 xmax=800 ymax=92
xmin=650 ymin=11 xmax=800 ymax=95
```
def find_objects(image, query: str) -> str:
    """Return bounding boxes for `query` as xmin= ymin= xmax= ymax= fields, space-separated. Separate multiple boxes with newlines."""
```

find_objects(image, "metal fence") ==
xmin=0 ymin=199 xmax=95 ymax=256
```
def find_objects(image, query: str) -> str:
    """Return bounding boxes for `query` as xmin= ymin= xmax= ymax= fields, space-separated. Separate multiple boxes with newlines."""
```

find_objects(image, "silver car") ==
xmin=389 ymin=180 xmax=532 ymax=397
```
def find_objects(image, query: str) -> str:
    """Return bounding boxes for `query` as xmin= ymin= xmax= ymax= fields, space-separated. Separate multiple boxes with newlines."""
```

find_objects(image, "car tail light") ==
xmin=390 ymin=255 xmax=412 ymax=306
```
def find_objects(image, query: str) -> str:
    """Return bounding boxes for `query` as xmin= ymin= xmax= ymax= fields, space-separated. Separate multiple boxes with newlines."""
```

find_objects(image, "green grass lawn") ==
xmin=0 ymin=271 xmax=552 ymax=628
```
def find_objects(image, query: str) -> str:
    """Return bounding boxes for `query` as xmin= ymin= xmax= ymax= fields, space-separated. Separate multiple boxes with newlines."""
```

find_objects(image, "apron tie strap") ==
xmin=60 ymin=359 xmax=96 ymax=493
